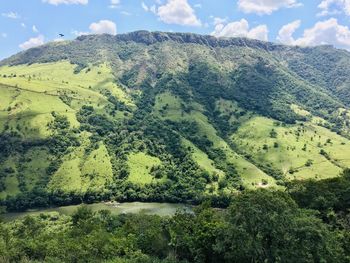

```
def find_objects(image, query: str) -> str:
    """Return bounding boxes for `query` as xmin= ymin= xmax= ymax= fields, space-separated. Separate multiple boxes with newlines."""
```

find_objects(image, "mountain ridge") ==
xmin=0 ymin=30 xmax=350 ymax=211
xmin=0 ymin=30 xmax=344 ymax=67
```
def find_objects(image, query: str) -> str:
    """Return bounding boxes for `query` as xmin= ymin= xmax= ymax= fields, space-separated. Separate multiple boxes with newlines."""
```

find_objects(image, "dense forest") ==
xmin=1 ymin=170 xmax=350 ymax=262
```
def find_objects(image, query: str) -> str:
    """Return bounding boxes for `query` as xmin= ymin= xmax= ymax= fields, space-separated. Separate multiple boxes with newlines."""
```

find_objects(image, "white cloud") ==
xmin=72 ymin=20 xmax=118 ymax=36
xmin=109 ymin=0 xmax=120 ymax=9
xmin=212 ymin=19 xmax=268 ymax=41
xmin=194 ymin=3 xmax=202 ymax=8
xmin=42 ymin=0 xmax=88 ymax=5
xmin=150 ymin=5 xmax=157 ymax=13
xmin=21 ymin=23 xmax=26 ymax=28
xmin=32 ymin=25 xmax=39 ymax=33
xmin=277 ymin=18 xmax=350 ymax=50
xmin=71 ymin=30 xmax=89 ymax=36
xmin=294 ymin=18 xmax=350 ymax=50
xmin=19 ymin=35 xmax=45 ymax=50
xmin=141 ymin=2 xmax=160 ymax=14
xmin=89 ymin=20 xmax=117 ymax=35
xmin=238 ymin=0 xmax=302 ymax=15
xmin=142 ymin=1 xmax=149 ymax=11
xmin=1 ymin=33 xmax=7 ymax=38
xmin=277 ymin=20 xmax=301 ymax=44
xmin=212 ymin=16 xmax=228 ymax=26
xmin=2 ymin=12 xmax=20 ymax=19
xmin=212 ymin=19 xmax=249 ymax=38
xmin=121 ymin=11 xmax=131 ymax=15
xmin=318 ymin=0 xmax=350 ymax=16
xmin=248 ymin=25 xmax=269 ymax=41
xmin=157 ymin=0 xmax=201 ymax=26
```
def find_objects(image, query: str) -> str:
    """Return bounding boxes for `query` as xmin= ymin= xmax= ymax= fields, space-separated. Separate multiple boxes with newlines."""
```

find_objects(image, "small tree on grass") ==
xmin=270 ymin=129 xmax=277 ymax=138
xmin=305 ymin=159 xmax=313 ymax=167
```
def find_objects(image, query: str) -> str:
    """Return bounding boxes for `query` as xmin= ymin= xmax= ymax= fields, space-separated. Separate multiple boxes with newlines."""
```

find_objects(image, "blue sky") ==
xmin=1 ymin=0 xmax=350 ymax=59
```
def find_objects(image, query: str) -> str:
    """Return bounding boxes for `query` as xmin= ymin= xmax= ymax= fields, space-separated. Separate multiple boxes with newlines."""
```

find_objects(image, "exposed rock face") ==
xmin=77 ymin=30 xmax=283 ymax=50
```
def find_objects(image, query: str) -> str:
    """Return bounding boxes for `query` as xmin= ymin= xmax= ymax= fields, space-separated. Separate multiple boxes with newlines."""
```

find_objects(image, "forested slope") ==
xmin=0 ymin=31 xmax=350 ymax=211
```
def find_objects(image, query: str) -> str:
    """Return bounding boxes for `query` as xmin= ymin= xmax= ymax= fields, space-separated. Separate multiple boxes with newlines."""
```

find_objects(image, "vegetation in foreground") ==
xmin=1 ymin=170 xmax=350 ymax=263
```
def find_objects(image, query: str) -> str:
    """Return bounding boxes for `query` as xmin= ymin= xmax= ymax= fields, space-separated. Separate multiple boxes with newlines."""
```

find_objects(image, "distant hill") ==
xmin=1 ymin=31 xmax=350 ymax=211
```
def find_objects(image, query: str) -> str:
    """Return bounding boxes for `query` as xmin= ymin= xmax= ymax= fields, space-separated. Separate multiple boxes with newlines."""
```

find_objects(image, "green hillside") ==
xmin=1 ymin=31 xmax=350 ymax=211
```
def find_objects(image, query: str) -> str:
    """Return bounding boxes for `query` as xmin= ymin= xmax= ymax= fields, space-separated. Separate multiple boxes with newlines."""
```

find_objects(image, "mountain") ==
xmin=1 ymin=31 xmax=350 ymax=211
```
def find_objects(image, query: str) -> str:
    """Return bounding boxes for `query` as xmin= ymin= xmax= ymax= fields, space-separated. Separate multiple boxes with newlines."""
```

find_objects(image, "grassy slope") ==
xmin=232 ymin=116 xmax=348 ymax=180
xmin=0 ymin=56 xmax=349 ymax=199
xmin=80 ymin=142 xmax=113 ymax=191
xmin=0 ymin=61 xmax=130 ymax=103
xmin=154 ymin=91 xmax=276 ymax=188
xmin=0 ymin=62 xmax=122 ymax=196
xmin=21 ymin=148 xmax=52 ymax=190
xmin=0 ymin=156 xmax=20 ymax=199
xmin=0 ymin=148 xmax=51 ymax=198
xmin=127 ymin=152 xmax=162 ymax=185
xmin=0 ymin=61 xmax=133 ymax=137
xmin=214 ymin=98 xmax=349 ymax=181
xmin=0 ymin=85 xmax=75 ymax=138
xmin=48 ymin=133 xmax=113 ymax=193
xmin=181 ymin=138 xmax=224 ymax=177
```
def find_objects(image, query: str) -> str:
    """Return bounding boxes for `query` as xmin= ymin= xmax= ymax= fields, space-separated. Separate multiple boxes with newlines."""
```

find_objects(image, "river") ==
xmin=1 ymin=202 xmax=193 ymax=221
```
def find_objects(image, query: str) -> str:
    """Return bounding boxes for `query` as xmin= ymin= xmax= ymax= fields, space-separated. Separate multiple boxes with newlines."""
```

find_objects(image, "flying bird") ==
xmin=59 ymin=33 xmax=64 ymax=37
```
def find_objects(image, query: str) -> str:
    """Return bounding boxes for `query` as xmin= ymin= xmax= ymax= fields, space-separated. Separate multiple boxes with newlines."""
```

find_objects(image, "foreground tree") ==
xmin=215 ymin=190 xmax=344 ymax=263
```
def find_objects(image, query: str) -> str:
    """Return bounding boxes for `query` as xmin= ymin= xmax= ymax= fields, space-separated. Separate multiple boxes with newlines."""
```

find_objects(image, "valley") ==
xmin=0 ymin=31 xmax=350 ymax=263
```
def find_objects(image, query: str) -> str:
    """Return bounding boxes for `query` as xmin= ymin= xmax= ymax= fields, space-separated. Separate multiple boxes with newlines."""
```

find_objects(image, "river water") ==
xmin=2 ymin=202 xmax=193 ymax=221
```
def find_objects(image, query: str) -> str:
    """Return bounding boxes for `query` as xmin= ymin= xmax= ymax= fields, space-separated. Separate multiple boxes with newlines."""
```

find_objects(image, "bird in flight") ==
xmin=59 ymin=34 xmax=64 ymax=37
